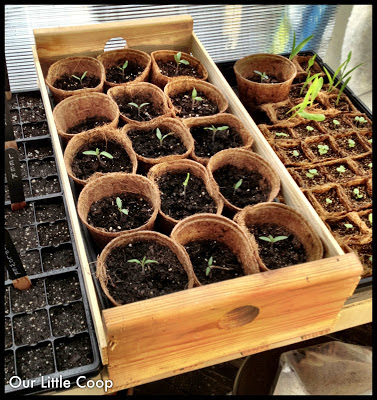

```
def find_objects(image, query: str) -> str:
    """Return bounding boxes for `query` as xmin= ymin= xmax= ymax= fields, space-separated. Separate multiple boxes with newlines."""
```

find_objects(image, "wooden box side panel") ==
xmin=104 ymin=253 xmax=362 ymax=390
xmin=34 ymin=14 xmax=193 ymax=77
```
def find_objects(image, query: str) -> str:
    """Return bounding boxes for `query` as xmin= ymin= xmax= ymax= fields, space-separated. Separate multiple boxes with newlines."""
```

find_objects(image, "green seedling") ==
xmin=336 ymin=165 xmax=346 ymax=174
xmin=332 ymin=119 xmax=340 ymax=126
xmin=300 ymin=72 xmax=321 ymax=96
xmin=275 ymin=132 xmax=289 ymax=137
xmin=306 ymin=125 xmax=314 ymax=132
xmin=174 ymin=51 xmax=190 ymax=76
xmin=368 ymin=139 xmax=372 ymax=144
xmin=325 ymin=198 xmax=333 ymax=204
xmin=292 ymin=150 xmax=300 ymax=157
xmin=368 ymin=213 xmax=372 ymax=226
xmin=259 ymin=234 xmax=288 ymax=251
xmin=82 ymin=148 xmax=113 ymax=163
xmin=182 ymin=172 xmax=190 ymax=199
xmin=72 ymin=71 xmax=87 ymax=85
xmin=354 ymin=116 xmax=367 ymax=124
xmin=156 ymin=127 xmax=174 ymax=146
xmin=369 ymin=256 xmax=372 ymax=262
xmin=305 ymin=53 xmax=317 ymax=74
xmin=117 ymin=60 xmax=129 ymax=78
xmin=344 ymin=223 xmax=353 ymax=229
xmin=191 ymin=87 xmax=203 ymax=108
xmin=204 ymin=125 xmax=229 ymax=144
xmin=289 ymin=32 xmax=314 ymax=60
xmin=128 ymin=101 xmax=149 ymax=118
xmin=348 ymin=138 xmax=356 ymax=148
xmin=317 ymin=144 xmax=329 ymax=155
xmin=353 ymin=188 xmax=363 ymax=199
xmin=368 ymin=163 xmax=372 ymax=169
xmin=205 ymin=256 xmax=234 ymax=276
xmin=233 ymin=178 xmax=243 ymax=195
xmin=305 ymin=168 xmax=318 ymax=179
xmin=127 ymin=256 xmax=158 ymax=274
xmin=254 ymin=70 xmax=269 ymax=83
xmin=116 ymin=196 xmax=129 ymax=218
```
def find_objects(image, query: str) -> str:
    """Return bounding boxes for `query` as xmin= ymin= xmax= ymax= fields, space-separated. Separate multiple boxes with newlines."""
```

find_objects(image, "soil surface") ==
xmin=170 ymin=90 xmax=218 ymax=118
xmin=291 ymin=166 xmax=328 ymax=189
xmin=23 ymin=121 xmax=49 ymax=138
xmin=329 ymin=96 xmax=353 ymax=112
xmin=291 ymin=122 xmax=323 ymax=138
xmin=327 ymin=217 xmax=361 ymax=238
xmin=35 ymin=200 xmax=66 ymax=222
xmin=156 ymin=172 xmax=217 ymax=220
xmin=267 ymin=127 xmax=294 ymax=140
xmin=308 ymin=139 xmax=339 ymax=161
xmin=50 ymin=301 xmax=87 ymax=336
xmin=318 ymin=115 xmax=352 ymax=134
xmin=326 ymin=163 xmax=358 ymax=183
xmin=13 ymin=309 xmax=50 ymax=345
xmin=353 ymin=154 xmax=372 ymax=175
xmin=246 ymin=72 xmax=280 ymax=84
xmin=42 ymin=245 xmax=75 ymax=271
xmin=247 ymin=223 xmax=307 ymax=269
xmin=19 ymin=107 xmax=46 ymax=123
xmin=127 ymin=128 xmax=186 ymax=158
xmin=38 ymin=220 xmax=70 ymax=247
xmin=87 ymin=193 xmax=154 ymax=232
xmin=53 ymin=73 xmax=100 ymax=90
xmin=312 ymin=188 xmax=348 ymax=215
xmin=55 ymin=334 xmax=93 ymax=371
xmin=277 ymin=144 xmax=311 ymax=165
xmin=19 ymin=250 xmax=42 ymax=275
xmin=213 ymin=165 xmax=272 ymax=208
xmin=115 ymin=93 xmax=162 ymax=122
xmin=184 ymin=239 xmax=244 ymax=284
xmin=26 ymin=139 xmax=53 ymax=158
xmin=335 ymin=134 xmax=369 ymax=157
xmin=5 ymin=203 xmax=35 ymax=228
xmin=104 ymin=240 xmax=190 ymax=304
xmin=190 ymin=125 xmax=243 ymax=158
xmin=29 ymin=159 xmax=57 ymax=178
xmin=345 ymin=183 xmax=371 ymax=210
xmin=71 ymin=140 xmax=133 ymax=180
xmin=46 ymin=273 xmax=82 ymax=305
xmin=105 ymin=61 xmax=144 ymax=84
xmin=157 ymin=59 xmax=203 ymax=79
xmin=10 ymin=280 xmax=46 ymax=313
xmin=31 ymin=177 xmax=61 ymax=197
xmin=67 ymin=116 xmax=112 ymax=135
xmin=8 ymin=225 xmax=38 ymax=253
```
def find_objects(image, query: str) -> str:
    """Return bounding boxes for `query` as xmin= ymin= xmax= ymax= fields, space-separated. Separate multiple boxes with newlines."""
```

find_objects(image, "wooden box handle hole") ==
xmin=218 ymin=305 xmax=259 ymax=329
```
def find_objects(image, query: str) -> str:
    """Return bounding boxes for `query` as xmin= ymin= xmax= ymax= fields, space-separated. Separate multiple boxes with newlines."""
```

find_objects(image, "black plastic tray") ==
xmin=4 ymin=91 xmax=101 ymax=395
xmin=216 ymin=51 xmax=372 ymax=290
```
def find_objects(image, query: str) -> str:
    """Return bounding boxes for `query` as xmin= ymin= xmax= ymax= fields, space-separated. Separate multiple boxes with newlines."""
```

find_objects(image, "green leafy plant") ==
xmin=306 ymin=125 xmax=314 ymax=132
xmin=344 ymin=223 xmax=353 ymax=229
xmin=368 ymin=138 xmax=372 ymax=144
xmin=353 ymin=188 xmax=363 ymax=199
xmin=336 ymin=165 xmax=346 ymax=174
xmin=275 ymin=132 xmax=289 ymax=137
xmin=368 ymin=213 xmax=372 ymax=226
xmin=332 ymin=119 xmax=340 ymax=126
xmin=182 ymin=172 xmax=190 ymax=199
xmin=174 ymin=51 xmax=190 ymax=76
xmin=127 ymin=256 xmax=158 ymax=274
xmin=254 ymin=70 xmax=269 ymax=83
xmin=72 ymin=71 xmax=87 ymax=85
xmin=348 ymin=138 xmax=356 ymax=148
xmin=233 ymin=178 xmax=243 ymax=195
xmin=205 ymin=256 xmax=234 ymax=276
xmin=292 ymin=150 xmax=300 ymax=157
xmin=259 ymin=234 xmax=288 ymax=251
xmin=368 ymin=162 xmax=372 ymax=169
xmin=354 ymin=116 xmax=367 ymax=124
xmin=204 ymin=125 xmax=229 ymax=144
xmin=156 ymin=127 xmax=174 ymax=146
xmin=300 ymin=71 xmax=321 ymax=96
xmin=191 ymin=87 xmax=203 ymax=108
xmin=325 ymin=198 xmax=333 ymax=204
xmin=317 ymin=144 xmax=329 ymax=155
xmin=116 ymin=196 xmax=129 ymax=217
xmin=128 ymin=101 xmax=149 ymax=118
xmin=305 ymin=53 xmax=317 ymax=74
xmin=82 ymin=148 xmax=113 ymax=163
xmin=289 ymin=32 xmax=314 ymax=60
xmin=117 ymin=60 xmax=128 ymax=78
xmin=305 ymin=168 xmax=318 ymax=179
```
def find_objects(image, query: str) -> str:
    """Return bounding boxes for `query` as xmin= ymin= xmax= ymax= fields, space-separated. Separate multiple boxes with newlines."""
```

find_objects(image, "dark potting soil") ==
xmin=345 ymin=184 xmax=371 ymax=209
xmin=53 ymin=73 xmax=100 ymax=91
xmin=35 ymin=201 xmax=66 ymax=223
xmin=313 ymin=188 xmax=348 ymax=214
xmin=50 ymin=302 xmax=87 ymax=336
xmin=318 ymin=115 xmax=352 ymax=134
xmin=42 ymin=246 xmax=76 ymax=272
xmin=291 ymin=121 xmax=323 ymax=138
xmin=87 ymin=193 xmax=154 ymax=232
xmin=31 ymin=177 xmax=61 ymax=197
xmin=156 ymin=172 xmax=217 ymax=220
xmin=329 ymin=95 xmax=353 ymax=112
xmin=23 ymin=121 xmax=49 ymax=138
xmin=308 ymin=139 xmax=339 ymax=160
xmin=5 ymin=317 xmax=12 ymax=348
xmin=127 ymin=128 xmax=186 ymax=158
xmin=156 ymin=59 xmax=203 ymax=79
xmin=66 ymin=116 xmax=112 ymax=135
xmin=327 ymin=217 xmax=361 ymax=238
xmin=5 ymin=203 xmax=35 ymax=228
xmin=26 ymin=138 xmax=53 ymax=158
xmin=190 ymin=125 xmax=243 ymax=158
xmin=170 ymin=90 xmax=218 ymax=118
xmin=184 ymin=239 xmax=244 ymax=284
xmin=335 ymin=134 xmax=369 ymax=156
xmin=326 ymin=163 xmax=358 ymax=183
xmin=55 ymin=334 xmax=93 ymax=371
xmin=105 ymin=61 xmax=144 ymax=84
xmin=46 ymin=273 xmax=82 ymax=305
xmin=212 ymin=165 xmax=272 ymax=208
xmin=353 ymin=154 xmax=372 ymax=175
xmin=10 ymin=280 xmax=46 ymax=314
xmin=248 ymin=223 xmax=307 ymax=269
xmin=19 ymin=250 xmax=42 ymax=275
xmin=115 ymin=94 xmax=162 ymax=122
xmin=8 ymin=226 xmax=38 ymax=253
xmin=292 ymin=166 xmax=328 ymax=189
xmin=28 ymin=159 xmax=57 ymax=178
xmin=38 ymin=221 xmax=70 ymax=247
xmin=246 ymin=72 xmax=280 ymax=84
xmin=13 ymin=309 xmax=50 ymax=346
xmin=19 ymin=107 xmax=46 ymax=123
xmin=105 ymin=240 xmax=190 ymax=304
xmin=4 ymin=351 xmax=14 ymax=385
xmin=71 ymin=140 xmax=133 ymax=180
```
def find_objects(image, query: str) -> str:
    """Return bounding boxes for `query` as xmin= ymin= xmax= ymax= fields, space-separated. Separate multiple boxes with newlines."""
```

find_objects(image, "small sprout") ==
xmin=336 ymin=165 xmax=346 ymax=174
xmin=156 ymin=127 xmax=174 ymax=146
xmin=292 ymin=150 xmax=300 ymax=157
xmin=182 ymin=172 xmax=190 ymax=199
xmin=368 ymin=138 xmax=372 ymax=144
xmin=289 ymin=32 xmax=314 ymax=60
xmin=305 ymin=168 xmax=318 ymax=179
xmin=127 ymin=256 xmax=158 ymax=274
xmin=354 ymin=116 xmax=367 ymax=124
xmin=258 ymin=235 xmax=288 ymax=243
xmin=368 ymin=213 xmax=372 ymax=226
xmin=174 ymin=51 xmax=190 ymax=76
xmin=204 ymin=125 xmax=229 ymax=144
xmin=117 ymin=60 xmax=128 ymax=78
xmin=306 ymin=53 xmax=317 ymax=74
xmin=369 ymin=256 xmax=372 ymax=262
xmin=82 ymin=148 xmax=113 ymax=162
xmin=332 ymin=119 xmax=340 ymax=126
xmin=116 ymin=197 xmax=129 ymax=216
xmin=348 ymin=138 xmax=356 ymax=148
xmin=344 ymin=223 xmax=353 ymax=229
xmin=353 ymin=188 xmax=363 ymax=199
xmin=233 ymin=178 xmax=243 ymax=195
xmin=128 ymin=101 xmax=150 ymax=118
xmin=325 ymin=198 xmax=333 ymax=204
xmin=191 ymin=87 xmax=203 ymax=108
xmin=275 ymin=132 xmax=289 ymax=137
xmin=306 ymin=125 xmax=314 ymax=132
xmin=368 ymin=162 xmax=372 ymax=169
xmin=254 ymin=70 xmax=269 ymax=83
xmin=205 ymin=255 xmax=234 ymax=276
xmin=317 ymin=144 xmax=329 ymax=155
xmin=72 ymin=71 xmax=88 ymax=85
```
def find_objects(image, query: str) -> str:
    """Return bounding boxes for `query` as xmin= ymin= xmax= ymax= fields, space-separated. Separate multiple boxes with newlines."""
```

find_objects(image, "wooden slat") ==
xmin=104 ymin=253 xmax=362 ymax=390
xmin=33 ymin=15 xmax=193 ymax=77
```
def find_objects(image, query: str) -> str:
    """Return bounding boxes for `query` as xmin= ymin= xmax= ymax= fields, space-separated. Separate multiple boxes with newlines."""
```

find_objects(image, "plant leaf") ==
xmin=127 ymin=259 xmax=141 ymax=264
xmin=128 ymin=102 xmax=139 ymax=108
xmin=82 ymin=150 xmax=98 ymax=156
xmin=81 ymin=71 xmax=88 ymax=80
xmin=116 ymin=197 xmax=123 ymax=209
xmin=272 ymin=236 xmax=289 ymax=242
xmin=289 ymin=33 xmax=314 ymax=60
xmin=139 ymin=103 xmax=149 ymax=108
xmin=180 ymin=59 xmax=189 ymax=65
xmin=121 ymin=209 xmax=129 ymax=215
xmin=100 ymin=151 xmax=113 ymax=159
xmin=144 ymin=259 xmax=158 ymax=264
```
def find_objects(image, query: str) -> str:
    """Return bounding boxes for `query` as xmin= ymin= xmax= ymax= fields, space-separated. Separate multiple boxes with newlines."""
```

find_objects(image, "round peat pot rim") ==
xmin=45 ymin=56 xmax=106 ymax=103
xmin=76 ymin=172 xmax=161 ymax=248
xmin=147 ymin=159 xmax=224 ymax=227
xmin=233 ymin=202 xmax=324 ymax=270
xmin=96 ymin=230 xmax=195 ymax=307
xmin=206 ymin=148 xmax=281 ymax=212
xmin=52 ymin=92 xmax=120 ymax=142
xmin=63 ymin=125 xmax=138 ymax=186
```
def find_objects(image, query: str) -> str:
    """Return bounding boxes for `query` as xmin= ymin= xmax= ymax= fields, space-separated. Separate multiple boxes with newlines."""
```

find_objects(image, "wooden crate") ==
xmin=32 ymin=15 xmax=363 ymax=391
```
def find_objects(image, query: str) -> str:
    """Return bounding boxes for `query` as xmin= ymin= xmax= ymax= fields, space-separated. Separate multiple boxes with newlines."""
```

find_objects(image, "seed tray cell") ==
xmin=50 ymin=301 xmax=88 ymax=337
xmin=5 ymin=91 xmax=100 ymax=395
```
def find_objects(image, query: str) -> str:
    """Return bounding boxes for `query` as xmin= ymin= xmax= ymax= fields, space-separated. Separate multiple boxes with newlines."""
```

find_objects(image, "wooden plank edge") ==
xmin=32 ymin=44 xmax=108 ymax=365
xmin=190 ymin=32 xmax=344 ymax=258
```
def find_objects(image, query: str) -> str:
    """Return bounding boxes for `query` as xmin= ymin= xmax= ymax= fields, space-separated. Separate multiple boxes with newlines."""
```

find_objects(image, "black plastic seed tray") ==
xmin=216 ymin=52 xmax=372 ymax=290
xmin=4 ymin=91 xmax=101 ymax=395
